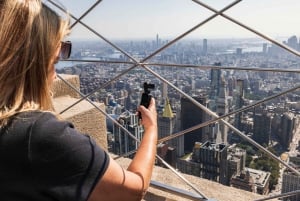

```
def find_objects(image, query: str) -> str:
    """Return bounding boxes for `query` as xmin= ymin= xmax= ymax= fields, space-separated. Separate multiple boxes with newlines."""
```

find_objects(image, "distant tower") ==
xmin=156 ymin=34 xmax=160 ymax=48
xmin=216 ymin=75 xmax=229 ymax=144
xmin=287 ymin=35 xmax=298 ymax=50
xmin=227 ymin=76 xmax=236 ymax=96
xmin=209 ymin=63 xmax=222 ymax=111
xmin=234 ymin=79 xmax=245 ymax=131
xmin=203 ymin=38 xmax=208 ymax=55
xmin=236 ymin=48 xmax=242 ymax=55
xmin=161 ymin=82 xmax=168 ymax=100
xmin=113 ymin=111 xmax=143 ymax=155
xmin=263 ymin=43 xmax=268 ymax=54
xmin=181 ymin=95 xmax=209 ymax=152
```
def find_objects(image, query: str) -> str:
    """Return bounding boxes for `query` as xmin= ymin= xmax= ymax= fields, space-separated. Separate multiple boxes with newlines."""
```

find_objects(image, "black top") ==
xmin=0 ymin=111 xmax=110 ymax=201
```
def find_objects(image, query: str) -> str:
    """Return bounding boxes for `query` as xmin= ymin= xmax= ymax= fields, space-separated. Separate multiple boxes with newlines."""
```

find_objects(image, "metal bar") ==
xmin=70 ymin=0 xmax=103 ymax=29
xmin=155 ymin=155 xmax=208 ymax=200
xmin=113 ymin=149 xmax=137 ymax=160
xmin=254 ymin=190 xmax=300 ymax=201
xmin=150 ymin=180 xmax=206 ymax=201
xmin=63 ymin=59 xmax=300 ymax=73
xmin=191 ymin=0 xmax=300 ymax=58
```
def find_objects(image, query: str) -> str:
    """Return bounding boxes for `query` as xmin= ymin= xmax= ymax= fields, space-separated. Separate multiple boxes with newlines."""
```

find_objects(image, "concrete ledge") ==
xmin=53 ymin=96 xmax=107 ymax=150
xmin=52 ymin=74 xmax=80 ymax=99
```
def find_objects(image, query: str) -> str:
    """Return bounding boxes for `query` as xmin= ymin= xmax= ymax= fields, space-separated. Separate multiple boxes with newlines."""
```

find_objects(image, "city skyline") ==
xmin=50 ymin=0 xmax=300 ymax=40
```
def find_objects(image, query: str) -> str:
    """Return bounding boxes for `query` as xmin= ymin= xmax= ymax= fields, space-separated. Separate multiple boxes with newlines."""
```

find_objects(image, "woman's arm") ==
xmin=88 ymin=98 xmax=157 ymax=201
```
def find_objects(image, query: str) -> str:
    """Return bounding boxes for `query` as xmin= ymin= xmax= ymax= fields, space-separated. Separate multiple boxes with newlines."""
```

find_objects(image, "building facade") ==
xmin=113 ymin=111 xmax=143 ymax=155
xmin=178 ymin=141 xmax=228 ymax=185
xmin=180 ymin=95 xmax=209 ymax=152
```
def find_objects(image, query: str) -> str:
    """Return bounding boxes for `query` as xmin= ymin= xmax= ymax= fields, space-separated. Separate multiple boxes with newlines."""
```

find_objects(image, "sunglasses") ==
xmin=60 ymin=41 xmax=72 ymax=59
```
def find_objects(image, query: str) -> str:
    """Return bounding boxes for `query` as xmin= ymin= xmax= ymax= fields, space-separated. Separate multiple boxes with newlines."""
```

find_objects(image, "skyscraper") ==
xmin=209 ymin=66 xmax=222 ymax=111
xmin=161 ymin=82 xmax=168 ymax=100
xmin=158 ymin=97 xmax=183 ymax=158
xmin=177 ymin=141 xmax=228 ymax=185
xmin=282 ymin=156 xmax=300 ymax=201
xmin=287 ymin=35 xmax=298 ymax=50
xmin=156 ymin=33 xmax=160 ymax=48
xmin=277 ymin=112 xmax=296 ymax=149
xmin=216 ymin=76 xmax=229 ymax=144
xmin=158 ymin=97 xmax=175 ymax=140
xmin=253 ymin=109 xmax=271 ymax=146
xmin=202 ymin=38 xmax=208 ymax=55
xmin=113 ymin=111 xmax=143 ymax=155
xmin=193 ymin=141 xmax=228 ymax=185
xmin=263 ymin=43 xmax=268 ymax=54
xmin=231 ymin=79 xmax=245 ymax=143
xmin=181 ymin=95 xmax=209 ymax=152
xmin=209 ymin=65 xmax=229 ymax=144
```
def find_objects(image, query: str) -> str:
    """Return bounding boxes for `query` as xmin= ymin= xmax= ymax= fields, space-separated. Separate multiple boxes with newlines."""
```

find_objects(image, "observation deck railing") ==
xmin=47 ymin=0 xmax=300 ymax=200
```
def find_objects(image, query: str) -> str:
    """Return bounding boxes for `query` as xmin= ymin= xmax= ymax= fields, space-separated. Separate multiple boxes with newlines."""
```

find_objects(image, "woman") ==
xmin=0 ymin=1 xmax=158 ymax=201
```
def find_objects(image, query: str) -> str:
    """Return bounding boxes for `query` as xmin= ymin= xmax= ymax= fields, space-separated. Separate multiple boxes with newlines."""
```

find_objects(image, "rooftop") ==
xmin=116 ymin=156 xmax=277 ymax=201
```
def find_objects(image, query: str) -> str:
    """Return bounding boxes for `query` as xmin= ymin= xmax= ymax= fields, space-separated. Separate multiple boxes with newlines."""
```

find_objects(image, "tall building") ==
xmin=209 ymin=66 xmax=222 ymax=111
xmin=202 ymin=38 xmax=208 ymax=55
xmin=277 ymin=112 xmax=297 ymax=149
xmin=236 ymin=48 xmax=242 ymax=55
xmin=287 ymin=35 xmax=298 ymax=50
xmin=282 ymin=156 xmax=300 ymax=201
xmin=156 ymin=33 xmax=160 ymax=48
xmin=161 ymin=82 xmax=168 ymax=100
xmin=159 ymin=98 xmax=175 ymax=138
xmin=234 ymin=79 xmax=245 ymax=130
xmin=227 ymin=76 xmax=236 ymax=96
xmin=216 ymin=75 xmax=229 ymax=144
xmin=253 ymin=109 xmax=271 ymax=146
xmin=113 ymin=111 xmax=143 ymax=155
xmin=157 ymin=97 xmax=182 ymax=154
xmin=227 ymin=145 xmax=247 ymax=185
xmin=180 ymin=95 xmax=209 ymax=152
xmin=178 ymin=141 xmax=228 ymax=185
xmin=263 ymin=43 xmax=268 ymax=54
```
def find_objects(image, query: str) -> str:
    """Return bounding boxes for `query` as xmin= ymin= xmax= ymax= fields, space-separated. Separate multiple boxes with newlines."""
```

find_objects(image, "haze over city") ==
xmin=53 ymin=0 xmax=300 ymax=41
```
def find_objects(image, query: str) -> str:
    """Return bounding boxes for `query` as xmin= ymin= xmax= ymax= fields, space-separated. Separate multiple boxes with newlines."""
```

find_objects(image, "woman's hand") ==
xmin=137 ymin=98 xmax=157 ymax=130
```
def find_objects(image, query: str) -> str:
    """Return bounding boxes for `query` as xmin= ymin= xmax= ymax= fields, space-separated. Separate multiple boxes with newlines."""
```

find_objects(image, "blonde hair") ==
xmin=0 ymin=0 xmax=69 ymax=125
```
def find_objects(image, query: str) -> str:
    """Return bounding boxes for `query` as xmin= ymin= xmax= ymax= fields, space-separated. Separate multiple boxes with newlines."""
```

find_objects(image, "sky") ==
xmin=49 ymin=0 xmax=300 ymax=41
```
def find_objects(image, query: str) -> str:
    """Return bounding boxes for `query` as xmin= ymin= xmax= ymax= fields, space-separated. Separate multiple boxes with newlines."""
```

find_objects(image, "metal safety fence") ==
xmin=48 ymin=0 xmax=300 ymax=200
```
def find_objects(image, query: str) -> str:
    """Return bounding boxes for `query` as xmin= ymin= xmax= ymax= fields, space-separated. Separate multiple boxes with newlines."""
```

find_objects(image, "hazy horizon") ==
xmin=46 ymin=0 xmax=300 ymax=41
